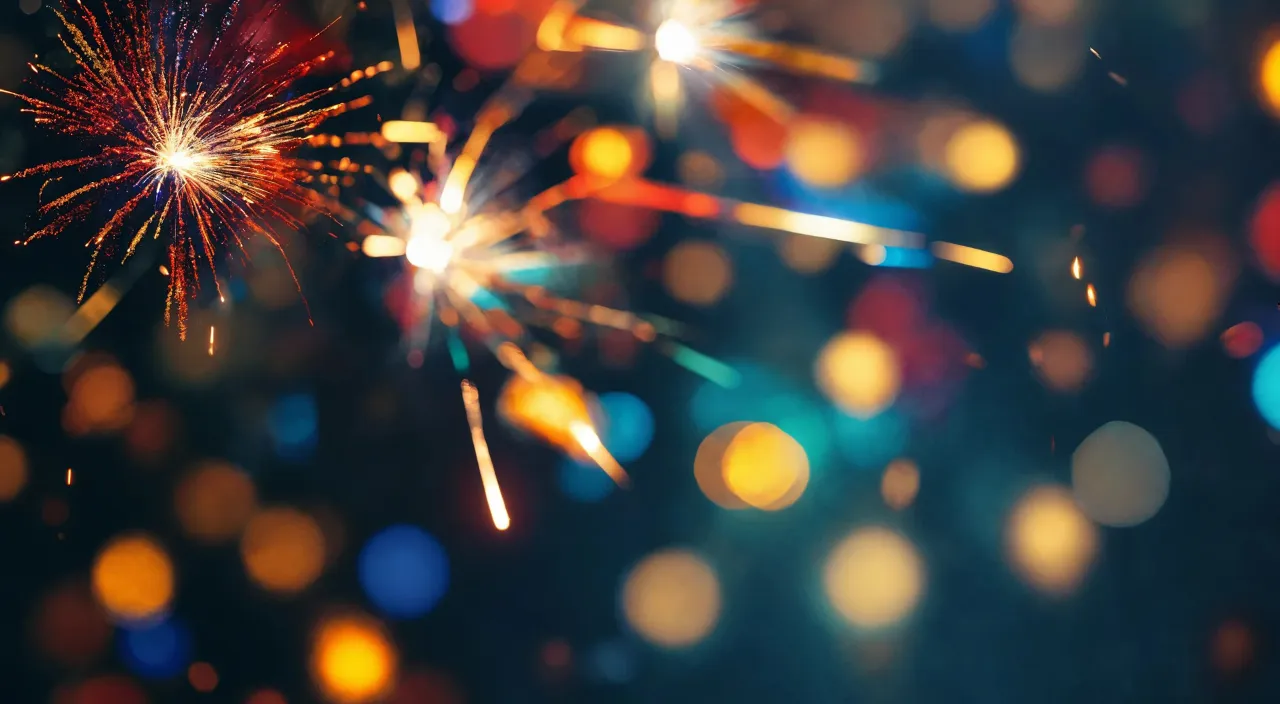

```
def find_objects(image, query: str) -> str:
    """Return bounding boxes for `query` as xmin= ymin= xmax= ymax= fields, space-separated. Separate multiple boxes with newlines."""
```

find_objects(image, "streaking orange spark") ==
xmin=1 ymin=0 xmax=381 ymax=336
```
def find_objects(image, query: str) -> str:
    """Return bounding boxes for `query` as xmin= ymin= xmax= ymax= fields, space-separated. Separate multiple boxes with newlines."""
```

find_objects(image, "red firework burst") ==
xmin=2 ymin=0 xmax=379 ymax=336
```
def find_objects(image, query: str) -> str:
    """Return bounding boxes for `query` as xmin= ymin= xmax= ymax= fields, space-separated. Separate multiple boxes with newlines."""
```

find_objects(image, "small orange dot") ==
xmin=188 ymin=662 xmax=218 ymax=693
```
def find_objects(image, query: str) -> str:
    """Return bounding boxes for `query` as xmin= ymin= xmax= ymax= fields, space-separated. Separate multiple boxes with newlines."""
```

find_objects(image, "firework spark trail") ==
xmin=461 ymin=380 xmax=511 ymax=531
xmin=2 ymin=0 xmax=384 ymax=337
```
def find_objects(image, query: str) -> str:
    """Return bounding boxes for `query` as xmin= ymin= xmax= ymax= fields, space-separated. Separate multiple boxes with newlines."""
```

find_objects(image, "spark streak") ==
xmin=461 ymin=380 xmax=511 ymax=531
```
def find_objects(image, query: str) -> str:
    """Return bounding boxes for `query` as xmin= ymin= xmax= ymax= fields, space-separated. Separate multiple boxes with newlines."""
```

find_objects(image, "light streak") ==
xmin=1072 ymin=256 xmax=1082 ymax=280
xmin=461 ymin=380 xmax=511 ymax=531
xmin=1087 ymin=284 xmax=1098 ymax=307
xmin=930 ymin=242 xmax=1015 ymax=273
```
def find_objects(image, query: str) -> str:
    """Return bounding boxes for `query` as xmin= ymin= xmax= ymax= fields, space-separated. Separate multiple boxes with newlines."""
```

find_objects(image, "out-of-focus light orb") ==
xmin=241 ymin=507 xmax=327 ymax=594
xmin=594 ymin=392 xmax=655 ymax=463
xmin=1259 ymin=37 xmax=1280 ymax=117
xmin=927 ymin=0 xmax=993 ymax=31
xmin=358 ymin=525 xmax=449 ymax=619
xmin=1222 ymin=322 xmax=1264 ymax=359
xmin=3 ymin=284 xmax=73 ymax=349
xmin=621 ymin=549 xmax=721 ymax=649
xmin=1011 ymin=22 xmax=1085 ymax=93
xmin=1127 ymin=238 xmax=1235 ymax=349
xmin=559 ymin=458 xmax=617 ymax=502
xmin=943 ymin=120 xmax=1021 ymax=193
xmin=1253 ymin=345 xmax=1280 ymax=430
xmin=68 ymin=675 xmax=148 ymax=704
xmin=174 ymin=460 xmax=257 ymax=544
xmin=695 ymin=422 xmax=751 ymax=509
xmin=823 ymin=527 xmax=924 ymax=629
xmin=311 ymin=614 xmax=398 ymax=703
xmin=387 ymin=169 xmax=419 ymax=202
xmin=269 ymin=393 xmax=319 ymax=462
xmin=655 ymin=20 xmax=698 ymax=64
xmin=1071 ymin=421 xmax=1170 ymax=527
xmin=92 ymin=534 xmax=174 ymax=622
xmin=188 ymin=662 xmax=218 ymax=693
xmin=785 ymin=117 xmax=864 ymax=188
xmin=1007 ymin=485 xmax=1098 ymax=595
xmin=579 ymin=127 xmax=634 ymax=181
xmin=118 ymin=617 xmax=192 ymax=680
xmin=720 ymin=422 xmax=809 ymax=510
xmin=1212 ymin=620 xmax=1255 ymax=676
xmin=0 ymin=359 xmax=10 ymax=389
xmin=1250 ymin=185 xmax=1280 ymax=279
xmin=0 ymin=435 xmax=28 ymax=501
xmin=1029 ymin=330 xmax=1093 ymax=393
xmin=678 ymin=150 xmax=722 ymax=189
xmin=392 ymin=669 xmax=465 ymax=704
xmin=881 ymin=459 xmax=920 ymax=510
xmin=815 ymin=331 xmax=901 ymax=418
xmin=33 ymin=580 xmax=112 ymax=667
xmin=246 ymin=689 xmax=288 ymax=704
xmin=1085 ymin=145 xmax=1148 ymax=209
xmin=1015 ymin=0 xmax=1081 ymax=25
xmin=430 ymin=0 xmax=473 ymax=25
xmin=779 ymin=234 xmax=842 ymax=274
xmin=67 ymin=361 xmax=136 ymax=434
xmin=663 ymin=241 xmax=733 ymax=306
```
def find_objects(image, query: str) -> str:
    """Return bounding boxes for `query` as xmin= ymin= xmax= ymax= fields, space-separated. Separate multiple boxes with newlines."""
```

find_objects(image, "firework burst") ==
xmin=2 ymin=0 xmax=384 ymax=336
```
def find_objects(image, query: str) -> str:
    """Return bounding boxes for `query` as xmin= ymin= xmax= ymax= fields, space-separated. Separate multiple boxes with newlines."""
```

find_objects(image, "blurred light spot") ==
xmin=695 ymin=422 xmax=751 ymax=509
xmin=358 ymin=525 xmax=449 ymax=619
xmin=779 ymin=234 xmax=842 ymax=274
xmin=1007 ymin=485 xmax=1097 ymax=595
xmin=1015 ymin=0 xmax=1082 ymax=25
xmin=579 ymin=127 xmax=633 ymax=181
xmin=1085 ymin=145 xmax=1148 ymax=209
xmin=881 ymin=459 xmax=920 ymax=510
xmin=241 ymin=507 xmax=326 ymax=594
xmin=391 ymin=669 xmax=464 ymax=704
xmin=68 ymin=675 xmax=147 ymax=704
xmin=815 ymin=331 xmax=901 ymax=418
xmin=663 ymin=241 xmax=733 ymax=306
xmin=125 ymin=400 xmax=178 ymax=465
xmin=0 ymin=435 xmax=28 ymax=501
xmin=270 ymin=393 xmax=318 ymax=462
xmin=943 ymin=120 xmax=1020 ymax=193
xmin=678 ymin=150 xmax=722 ymax=189
xmin=312 ymin=614 xmax=397 ymax=703
xmin=498 ymin=373 xmax=592 ymax=453
xmin=621 ymin=549 xmax=720 ymax=648
xmin=92 ymin=534 xmax=174 ymax=622
xmin=1259 ymin=36 xmax=1280 ymax=117
xmin=1010 ymin=22 xmax=1085 ymax=92
xmin=1222 ymin=322 xmax=1264 ymax=359
xmin=655 ymin=19 xmax=698 ymax=64
xmin=188 ymin=662 xmax=218 ymax=692
xmin=65 ymin=360 xmax=136 ymax=435
xmin=0 ymin=359 xmax=9 ymax=389
xmin=786 ymin=117 xmax=863 ymax=188
xmin=1029 ymin=330 xmax=1093 ymax=393
xmin=927 ymin=0 xmax=993 ymax=31
xmin=246 ymin=689 xmax=288 ymax=704
xmin=559 ymin=458 xmax=617 ymax=502
xmin=431 ymin=0 xmax=473 ymax=25
xmin=19 ymin=0 xmax=41 ymax=14
xmin=174 ymin=460 xmax=257 ymax=544
xmin=1212 ymin=620 xmax=1254 ymax=676
xmin=1072 ymin=421 xmax=1170 ymax=527
xmin=1127 ymin=237 xmax=1235 ymax=349
xmin=833 ymin=409 xmax=908 ymax=469
xmin=1253 ymin=345 xmax=1280 ymax=430
xmin=721 ymin=422 xmax=809 ymax=510
xmin=593 ymin=392 xmax=655 ymax=462
xmin=823 ymin=527 xmax=924 ymax=629
xmin=119 ymin=617 xmax=192 ymax=680
xmin=32 ymin=580 xmax=111 ymax=667
xmin=1250 ymin=185 xmax=1280 ymax=279
xmin=3 ymin=285 xmax=73 ymax=350
xmin=159 ymin=310 xmax=227 ymax=386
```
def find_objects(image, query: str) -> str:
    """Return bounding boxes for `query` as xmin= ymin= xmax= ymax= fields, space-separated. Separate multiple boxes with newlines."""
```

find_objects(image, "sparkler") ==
xmin=2 ymin=0 xmax=384 ymax=337
xmin=537 ymin=0 xmax=877 ymax=135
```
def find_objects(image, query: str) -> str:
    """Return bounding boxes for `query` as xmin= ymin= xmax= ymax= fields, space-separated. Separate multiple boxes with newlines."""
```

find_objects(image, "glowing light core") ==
xmin=655 ymin=20 xmax=699 ymax=65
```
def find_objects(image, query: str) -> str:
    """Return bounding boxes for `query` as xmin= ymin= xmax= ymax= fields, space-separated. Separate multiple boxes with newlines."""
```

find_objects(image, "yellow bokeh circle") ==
xmin=311 ymin=613 xmax=397 ymax=703
xmin=579 ymin=127 xmax=634 ymax=181
xmin=241 ymin=507 xmax=327 ymax=594
xmin=621 ymin=549 xmax=721 ymax=649
xmin=663 ymin=241 xmax=733 ymax=306
xmin=815 ymin=331 xmax=901 ymax=418
xmin=721 ymin=423 xmax=809 ymax=511
xmin=1006 ymin=485 xmax=1098 ymax=595
xmin=786 ymin=117 xmax=864 ymax=188
xmin=91 ymin=533 xmax=175 ymax=621
xmin=943 ymin=120 xmax=1021 ymax=193
xmin=823 ymin=527 xmax=925 ymax=629
xmin=1263 ymin=37 xmax=1280 ymax=117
